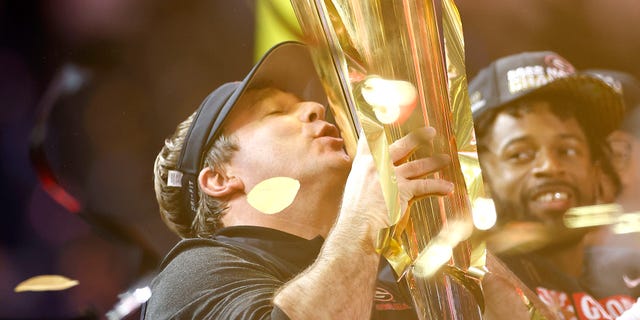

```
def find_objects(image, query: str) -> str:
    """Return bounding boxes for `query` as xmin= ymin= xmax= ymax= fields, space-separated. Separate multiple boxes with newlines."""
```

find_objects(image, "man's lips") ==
xmin=528 ymin=184 xmax=576 ymax=212
xmin=533 ymin=191 xmax=569 ymax=203
xmin=313 ymin=123 xmax=345 ymax=152
xmin=315 ymin=123 xmax=341 ymax=139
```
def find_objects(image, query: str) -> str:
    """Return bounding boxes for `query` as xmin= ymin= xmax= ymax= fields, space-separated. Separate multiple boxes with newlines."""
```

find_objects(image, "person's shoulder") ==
xmin=159 ymin=237 xmax=248 ymax=270
xmin=148 ymin=237 xmax=259 ymax=302
xmin=144 ymin=236 xmax=284 ymax=319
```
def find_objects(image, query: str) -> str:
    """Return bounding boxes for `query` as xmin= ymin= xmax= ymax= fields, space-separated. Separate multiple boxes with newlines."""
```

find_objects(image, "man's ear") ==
xmin=198 ymin=167 xmax=244 ymax=198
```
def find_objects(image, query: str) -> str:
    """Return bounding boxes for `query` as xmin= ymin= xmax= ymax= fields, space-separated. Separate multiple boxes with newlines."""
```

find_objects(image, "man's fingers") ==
xmin=389 ymin=127 xmax=436 ymax=164
xmin=396 ymin=154 xmax=451 ymax=179
xmin=404 ymin=178 xmax=454 ymax=198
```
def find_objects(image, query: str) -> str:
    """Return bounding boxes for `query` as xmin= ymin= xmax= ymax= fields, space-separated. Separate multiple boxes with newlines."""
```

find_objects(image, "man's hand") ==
xmin=390 ymin=126 xmax=454 ymax=215
xmin=341 ymin=126 xmax=454 ymax=250
xmin=274 ymin=127 xmax=454 ymax=320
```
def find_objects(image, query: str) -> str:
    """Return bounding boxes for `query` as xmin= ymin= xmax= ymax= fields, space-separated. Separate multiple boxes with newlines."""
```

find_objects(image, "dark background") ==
xmin=1 ymin=0 xmax=638 ymax=318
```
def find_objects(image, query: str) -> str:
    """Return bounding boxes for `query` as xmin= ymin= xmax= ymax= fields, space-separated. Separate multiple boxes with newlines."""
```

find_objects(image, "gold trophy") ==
xmin=288 ymin=0 xmax=487 ymax=318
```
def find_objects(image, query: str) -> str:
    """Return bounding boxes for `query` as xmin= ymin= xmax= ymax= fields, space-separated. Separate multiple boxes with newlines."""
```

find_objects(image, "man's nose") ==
xmin=531 ymin=149 xmax=565 ymax=177
xmin=298 ymin=102 xmax=326 ymax=122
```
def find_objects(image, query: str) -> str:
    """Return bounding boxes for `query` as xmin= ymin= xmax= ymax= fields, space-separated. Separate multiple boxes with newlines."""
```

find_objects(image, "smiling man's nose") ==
xmin=532 ymin=150 xmax=565 ymax=177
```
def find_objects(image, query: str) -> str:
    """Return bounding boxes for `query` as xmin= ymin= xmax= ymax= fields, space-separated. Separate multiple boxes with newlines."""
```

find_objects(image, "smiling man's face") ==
xmin=478 ymin=100 xmax=599 ymax=228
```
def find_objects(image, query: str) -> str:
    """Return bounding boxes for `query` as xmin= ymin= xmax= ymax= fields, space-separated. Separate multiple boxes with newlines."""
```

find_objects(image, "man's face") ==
xmin=478 ymin=101 xmax=599 ymax=228
xmin=607 ymin=130 xmax=640 ymax=205
xmin=222 ymin=87 xmax=351 ymax=188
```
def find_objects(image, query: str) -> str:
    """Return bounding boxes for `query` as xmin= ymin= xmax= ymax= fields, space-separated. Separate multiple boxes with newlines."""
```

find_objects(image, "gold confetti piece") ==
xmin=484 ymin=222 xmax=553 ymax=255
xmin=563 ymin=203 xmax=623 ymax=228
xmin=471 ymin=197 xmax=497 ymax=231
xmin=413 ymin=219 xmax=474 ymax=278
xmin=413 ymin=241 xmax=453 ymax=278
xmin=564 ymin=204 xmax=640 ymax=234
xmin=15 ymin=275 xmax=79 ymax=292
xmin=247 ymin=177 xmax=300 ymax=214
xmin=612 ymin=213 xmax=640 ymax=234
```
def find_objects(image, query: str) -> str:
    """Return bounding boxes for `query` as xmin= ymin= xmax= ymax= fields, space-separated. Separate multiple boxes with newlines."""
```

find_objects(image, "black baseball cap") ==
xmin=468 ymin=51 xmax=624 ymax=140
xmin=583 ymin=69 xmax=640 ymax=131
xmin=170 ymin=41 xmax=326 ymax=217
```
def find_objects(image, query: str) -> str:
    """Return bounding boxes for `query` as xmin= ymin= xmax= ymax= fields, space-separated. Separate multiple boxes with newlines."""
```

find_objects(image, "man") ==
xmin=580 ymin=69 xmax=640 ymax=301
xmin=469 ymin=51 xmax=636 ymax=318
xmin=142 ymin=41 xmax=456 ymax=319
xmin=143 ymin=41 xmax=556 ymax=319
xmin=584 ymin=69 xmax=640 ymax=211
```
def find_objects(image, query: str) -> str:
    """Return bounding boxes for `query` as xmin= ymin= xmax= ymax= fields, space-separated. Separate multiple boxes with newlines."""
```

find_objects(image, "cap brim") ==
xmin=245 ymin=41 xmax=327 ymax=106
xmin=205 ymin=41 xmax=327 ymax=145
xmin=584 ymin=69 xmax=640 ymax=113
xmin=498 ymin=74 xmax=624 ymax=140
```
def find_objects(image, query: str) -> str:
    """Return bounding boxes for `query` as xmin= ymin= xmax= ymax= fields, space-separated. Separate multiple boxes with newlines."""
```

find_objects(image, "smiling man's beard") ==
xmin=489 ymin=184 xmax=591 ymax=250
xmin=489 ymin=183 xmax=584 ymax=225
xmin=490 ymin=192 xmax=531 ymax=225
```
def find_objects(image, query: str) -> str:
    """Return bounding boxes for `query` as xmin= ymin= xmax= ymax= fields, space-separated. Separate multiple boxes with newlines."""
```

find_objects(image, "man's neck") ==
xmin=223 ymin=180 xmax=344 ymax=240
xmin=539 ymin=236 xmax=585 ymax=278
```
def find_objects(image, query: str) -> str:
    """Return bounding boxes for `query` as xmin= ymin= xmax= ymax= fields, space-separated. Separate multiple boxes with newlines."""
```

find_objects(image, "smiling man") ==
xmin=469 ymin=51 xmax=637 ymax=319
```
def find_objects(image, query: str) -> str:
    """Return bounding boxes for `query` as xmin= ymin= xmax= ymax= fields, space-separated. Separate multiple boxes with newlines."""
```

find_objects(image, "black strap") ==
xmin=175 ymin=82 xmax=240 ymax=222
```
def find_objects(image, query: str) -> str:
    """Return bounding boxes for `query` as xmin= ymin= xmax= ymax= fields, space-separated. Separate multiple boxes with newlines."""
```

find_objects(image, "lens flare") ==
xmin=361 ymin=76 xmax=417 ymax=125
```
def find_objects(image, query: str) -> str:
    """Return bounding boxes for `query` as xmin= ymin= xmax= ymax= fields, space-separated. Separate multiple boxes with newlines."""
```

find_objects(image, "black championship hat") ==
xmin=168 ymin=41 xmax=327 ymax=219
xmin=468 ymin=51 xmax=624 ymax=140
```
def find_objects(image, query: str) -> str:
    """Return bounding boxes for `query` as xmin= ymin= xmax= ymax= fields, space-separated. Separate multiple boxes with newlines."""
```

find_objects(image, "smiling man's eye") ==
xmin=563 ymin=148 xmax=577 ymax=157
xmin=506 ymin=150 xmax=535 ymax=162
xmin=557 ymin=142 xmax=586 ymax=158
xmin=515 ymin=152 xmax=533 ymax=160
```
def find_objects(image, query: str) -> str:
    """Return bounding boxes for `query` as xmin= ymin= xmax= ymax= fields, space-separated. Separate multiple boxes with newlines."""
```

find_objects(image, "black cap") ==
xmin=468 ymin=51 xmax=624 ymax=140
xmin=583 ymin=69 xmax=640 ymax=113
xmin=171 ymin=41 xmax=326 ymax=218
xmin=584 ymin=69 xmax=640 ymax=134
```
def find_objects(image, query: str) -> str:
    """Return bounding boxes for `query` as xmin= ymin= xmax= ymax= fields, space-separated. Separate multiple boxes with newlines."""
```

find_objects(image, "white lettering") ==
xmin=605 ymin=299 xmax=625 ymax=318
xmin=505 ymin=63 xmax=577 ymax=95
xmin=507 ymin=65 xmax=559 ymax=93
xmin=546 ymin=67 xmax=570 ymax=80
xmin=580 ymin=295 xmax=613 ymax=320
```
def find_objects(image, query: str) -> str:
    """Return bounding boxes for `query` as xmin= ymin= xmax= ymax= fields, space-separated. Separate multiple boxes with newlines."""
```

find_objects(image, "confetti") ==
xmin=15 ymin=275 xmax=79 ymax=292
xmin=247 ymin=177 xmax=300 ymax=214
